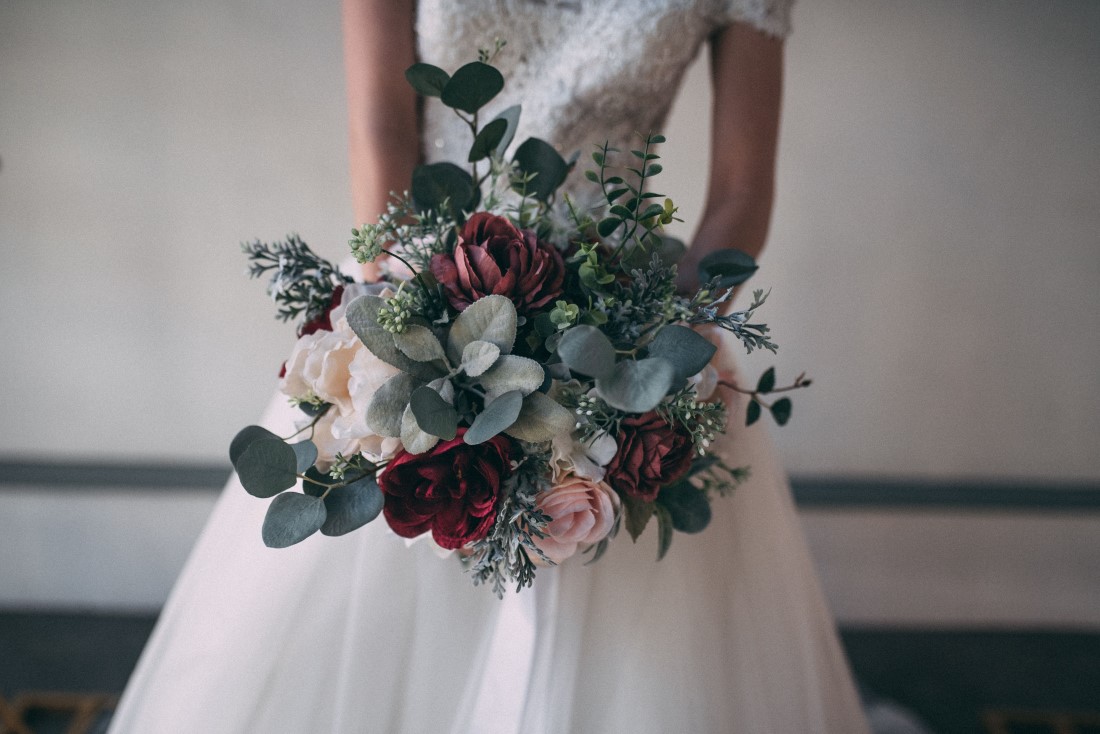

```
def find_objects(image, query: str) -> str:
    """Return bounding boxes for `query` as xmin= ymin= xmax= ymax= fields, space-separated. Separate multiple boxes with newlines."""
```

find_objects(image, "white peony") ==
xmin=550 ymin=431 xmax=617 ymax=482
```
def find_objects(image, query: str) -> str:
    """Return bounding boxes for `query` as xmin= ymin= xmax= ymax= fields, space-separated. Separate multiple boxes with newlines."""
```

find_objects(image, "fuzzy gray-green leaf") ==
xmin=345 ymin=296 xmax=442 ymax=381
xmin=504 ymin=391 xmax=576 ymax=443
xmin=479 ymin=355 xmax=545 ymax=401
xmin=446 ymin=295 xmax=517 ymax=362
xmin=401 ymin=404 xmax=440 ymax=455
xmin=460 ymin=340 xmax=501 ymax=377
xmin=393 ymin=324 xmax=447 ymax=363
xmin=367 ymin=373 xmax=423 ymax=438
xmin=410 ymin=385 xmax=459 ymax=440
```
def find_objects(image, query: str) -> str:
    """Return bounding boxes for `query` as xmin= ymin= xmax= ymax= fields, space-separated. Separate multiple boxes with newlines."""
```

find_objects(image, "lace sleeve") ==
xmin=713 ymin=0 xmax=794 ymax=38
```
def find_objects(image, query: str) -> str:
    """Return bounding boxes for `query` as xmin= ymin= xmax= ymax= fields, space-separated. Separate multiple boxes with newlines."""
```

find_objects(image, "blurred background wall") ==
xmin=1 ymin=0 xmax=1097 ymax=623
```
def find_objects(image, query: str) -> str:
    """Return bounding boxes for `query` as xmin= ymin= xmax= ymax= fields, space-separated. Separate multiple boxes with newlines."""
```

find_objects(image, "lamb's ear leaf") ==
xmin=345 ymin=296 xmax=443 ymax=381
xmin=367 ymin=373 xmax=423 ymax=438
xmin=504 ymin=391 xmax=576 ymax=443
xmin=262 ymin=493 xmax=326 ymax=548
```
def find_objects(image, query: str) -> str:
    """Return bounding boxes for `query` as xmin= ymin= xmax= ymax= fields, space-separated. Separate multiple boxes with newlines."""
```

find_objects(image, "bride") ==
xmin=110 ymin=1 xmax=870 ymax=732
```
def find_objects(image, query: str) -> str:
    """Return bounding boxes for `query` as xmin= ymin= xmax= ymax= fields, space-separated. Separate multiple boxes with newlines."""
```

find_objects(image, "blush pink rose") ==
xmin=533 ymin=474 xmax=619 ymax=564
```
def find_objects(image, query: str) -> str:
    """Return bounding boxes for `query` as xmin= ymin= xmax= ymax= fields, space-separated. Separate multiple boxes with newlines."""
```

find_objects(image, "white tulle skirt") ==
xmin=110 ymin=334 xmax=869 ymax=734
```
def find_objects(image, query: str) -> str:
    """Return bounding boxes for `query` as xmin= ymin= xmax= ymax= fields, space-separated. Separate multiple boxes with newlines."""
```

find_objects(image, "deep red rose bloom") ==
xmin=378 ymin=429 xmax=514 ymax=550
xmin=605 ymin=412 xmax=695 ymax=502
xmin=429 ymin=212 xmax=565 ymax=313
xmin=298 ymin=285 xmax=345 ymax=337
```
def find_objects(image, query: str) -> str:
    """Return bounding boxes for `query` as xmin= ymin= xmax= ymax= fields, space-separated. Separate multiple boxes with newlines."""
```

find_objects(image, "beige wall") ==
xmin=2 ymin=0 xmax=1098 ymax=481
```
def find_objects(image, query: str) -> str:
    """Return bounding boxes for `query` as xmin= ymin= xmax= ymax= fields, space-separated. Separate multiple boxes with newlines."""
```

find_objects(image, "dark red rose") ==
xmin=298 ymin=285 xmax=345 ymax=337
xmin=378 ymin=429 xmax=514 ymax=550
xmin=605 ymin=412 xmax=695 ymax=502
xmin=429 ymin=212 xmax=565 ymax=313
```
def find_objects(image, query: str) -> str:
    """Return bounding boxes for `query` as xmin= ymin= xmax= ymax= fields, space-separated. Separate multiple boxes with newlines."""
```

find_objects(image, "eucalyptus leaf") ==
xmin=411 ymin=162 xmax=477 ymax=216
xmin=345 ymin=296 xmax=442 ymax=381
xmin=229 ymin=425 xmax=279 ymax=465
xmin=746 ymin=399 xmax=762 ymax=426
xmin=595 ymin=357 xmax=676 ymax=413
xmin=647 ymin=324 xmax=717 ymax=383
xmin=557 ymin=325 xmax=616 ymax=380
xmin=491 ymin=104 xmax=521 ymax=156
xmin=698 ymin=249 xmax=758 ymax=289
xmin=479 ymin=355 xmax=545 ymax=400
xmin=301 ymin=466 xmax=330 ymax=498
xmin=756 ymin=367 xmax=776 ymax=394
xmin=658 ymin=481 xmax=712 ymax=534
xmin=465 ymin=390 xmax=524 ymax=445
xmin=262 ymin=492 xmax=326 ymax=548
xmin=655 ymin=504 xmax=674 ymax=561
xmin=504 ymin=391 xmax=577 ymax=443
xmin=618 ymin=234 xmax=686 ymax=270
xmin=770 ymin=397 xmax=792 ymax=426
xmin=235 ymin=438 xmax=298 ymax=498
xmin=367 ymin=372 xmax=423 ymax=438
xmin=597 ymin=217 xmax=621 ymax=238
xmin=622 ymin=495 xmax=655 ymax=542
xmin=404 ymin=63 xmax=450 ymax=97
xmin=410 ymin=385 xmax=459 ymax=440
xmin=290 ymin=440 xmax=318 ymax=473
xmin=440 ymin=61 xmax=504 ymax=113
xmin=446 ymin=294 xmax=517 ymax=362
xmin=468 ymin=118 xmax=508 ymax=162
xmin=393 ymin=324 xmax=447 ymax=363
xmin=512 ymin=137 xmax=568 ymax=202
xmin=320 ymin=476 xmax=384 ymax=536
xmin=460 ymin=340 xmax=501 ymax=377
xmin=401 ymin=404 xmax=440 ymax=455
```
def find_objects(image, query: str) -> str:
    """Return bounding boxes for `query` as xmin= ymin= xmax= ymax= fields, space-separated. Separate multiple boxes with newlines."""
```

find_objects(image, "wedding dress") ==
xmin=110 ymin=1 xmax=871 ymax=732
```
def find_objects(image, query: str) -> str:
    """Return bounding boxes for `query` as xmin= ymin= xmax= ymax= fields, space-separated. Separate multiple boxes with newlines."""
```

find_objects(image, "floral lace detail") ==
xmin=415 ymin=0 xmax=793 ymax=193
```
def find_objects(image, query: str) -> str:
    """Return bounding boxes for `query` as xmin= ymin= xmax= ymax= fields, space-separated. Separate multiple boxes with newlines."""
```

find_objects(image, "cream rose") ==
xmin=280 ymin=287 xmax=401 ymax=468
xmin=533 ymin=473 xmax=619 ymax=564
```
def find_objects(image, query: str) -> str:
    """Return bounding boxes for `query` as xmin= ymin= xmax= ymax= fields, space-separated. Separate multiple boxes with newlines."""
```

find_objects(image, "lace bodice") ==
xmin=416 ymin=0 xmax=792 ymax=169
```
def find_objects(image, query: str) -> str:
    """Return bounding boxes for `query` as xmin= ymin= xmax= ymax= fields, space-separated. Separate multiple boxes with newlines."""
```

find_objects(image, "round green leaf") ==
xmin=464 ymin=390 xmax=523 ymax=445
xmin=647 ymin=324 xmax=717 ymax=383
xmin=405 ymin=63 xmax=450 ymax=97
xmin=446 ymin=294 xmax=517 ymax=362
xmin=557 ymin=325 xmax=616 ymax=380
xmin=321 ymin=476 xmax=384 ymax=536
xmin=229 ymin=425 xmax=279 ymax=465
xmin=262 ymin=492 xmax=326 ymax=548
xmin=770 ymin=397 xmax=792 ymax=426
xmin=468 ymin=117 xmax=508 ymax=162
xmin=440 ymin=61 xmax=504 ymax=114
xmin=658 ymin=481 xmax=712 ymax=534
xmin=512 ymin=137 xmax=568 ymax=202
xmin=595 ymin=357 xmax=676 ymax=414
xmin=410 ymin=384 xmax=459 ymax=440
xmin=698 ymin=249 xmax=759 ymax=289
xmin=411 ymin=162 xmax=477 ymax=215
xmin=236 ymin=438 xmax=298 ymax=498
xmin=290 ymin=439 xmax=317 ymax=473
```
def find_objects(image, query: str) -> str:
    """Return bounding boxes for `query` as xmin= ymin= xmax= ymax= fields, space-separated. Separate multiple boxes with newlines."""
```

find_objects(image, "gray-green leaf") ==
xmin=490 ymin=104 xmax=521 ymax=156
xmin=229 ymin=425 xmax=279 ymax=465
xmin=655 ymin=504 xmax=674 ymax=561
xmin=367 ymin=372 xmax=423 ymax=438
xmin=647 ymin=324 xmax=717 ymax=383
xmin=446 ymin=294 xmax=517 ymax=362
xmin=460 ymin=340 xmax=501 ymax=377
xmin=557 ymin=325 xmax=616 ymax=380
xmin=468 ymin=117 xmax=508 ymax=162
xmin=698 ymin=249 xmax=758 ymax=289
xmin=464 ymin=390 xmax=524 ymax=445
xmin=290 ymin=440 xmax=317 ymax=473
xmin=658 ymin=481 xmax=712 ymax=534
xmin=504 ymin=391 xmax=577 ymax=443
xmin=440 ymin=61 xmax=504 ymax=114
xmin=393 ymin=324 xmax=447 ymax=363
xmin=345 ymin=296 xmax=442 ymax=381
xmin=321 ymin=476 xmax=384 ymax=536
xmin=404 ymin=63 xmax=450 ymax=97
xmin=595 ymin=357 xmax=676 ymax=413
xmin=479 ymin=355 xmax=544 ymax=401
xmin=410 ymin=385 xmax=459 ymax=440
xmin=401 ymin=404 xmax=440 ymax=455
xmin=235 ymin=438 xmax=298 ymax=498
xmin=262 ymin=492 xmax=326 ymax=548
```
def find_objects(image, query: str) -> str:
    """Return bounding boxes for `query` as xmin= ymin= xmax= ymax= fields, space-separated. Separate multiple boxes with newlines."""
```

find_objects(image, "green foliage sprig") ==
xmin=242 ymin=235 xmax=353 ymax=325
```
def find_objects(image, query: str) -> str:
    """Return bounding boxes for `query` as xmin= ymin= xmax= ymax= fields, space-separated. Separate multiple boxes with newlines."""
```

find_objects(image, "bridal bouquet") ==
xmin=230 ymin=48 xmax=806 ymax=596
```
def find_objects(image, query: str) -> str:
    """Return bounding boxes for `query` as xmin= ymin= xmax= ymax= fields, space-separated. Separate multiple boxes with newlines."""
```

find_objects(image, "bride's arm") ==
xmin=342 ymin=0 xmax=420 ymax=281
xmin=676 ymin=22 xmax=784 ymax=293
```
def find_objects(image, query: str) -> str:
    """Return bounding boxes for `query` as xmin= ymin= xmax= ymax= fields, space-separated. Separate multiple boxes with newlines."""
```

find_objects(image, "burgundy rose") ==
xmin=298 ymin=285 xmax=345 ymax=337
xmin=429 ymin=212 xmax=565 ymax=313
xmin=604 ymin=412 xmax=694 ymax=502
xmin=378 ymin=428 xmax=514 ymax=550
